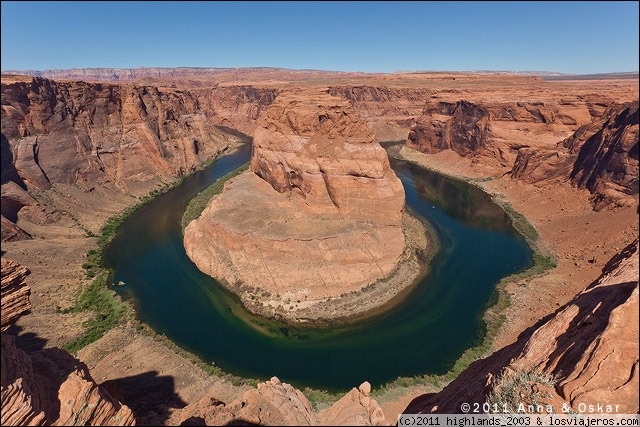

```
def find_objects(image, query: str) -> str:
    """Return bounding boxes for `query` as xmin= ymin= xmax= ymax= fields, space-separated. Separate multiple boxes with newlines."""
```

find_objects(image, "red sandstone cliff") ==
xmin=327 ymin=85 xmax=434 ymax=141
xmin=1 ymin=77 xmax=234 ymax=192
xmin=511 ymin=101 xmax=639 ymax=209
xmin=0 ymin=76 xmax=278 ymax=241
xmin=1 ymin=258 xmax=136 ymax=426
xmin=407 ymin=97 xmax=639 ymax=209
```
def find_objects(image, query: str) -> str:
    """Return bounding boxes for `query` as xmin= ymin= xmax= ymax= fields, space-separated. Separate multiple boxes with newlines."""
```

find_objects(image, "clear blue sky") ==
xmin=1 ymin=1 xmax=638 ymax=74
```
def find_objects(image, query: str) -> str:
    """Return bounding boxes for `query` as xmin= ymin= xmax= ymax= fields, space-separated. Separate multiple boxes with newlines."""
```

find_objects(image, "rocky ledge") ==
xmin=184 ymin=90 xmax=428 ymax=324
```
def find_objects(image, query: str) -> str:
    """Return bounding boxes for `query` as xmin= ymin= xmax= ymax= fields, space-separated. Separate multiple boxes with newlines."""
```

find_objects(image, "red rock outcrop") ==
xmin=407 ymin=94 xmax=638 ymax=209
xmin=250 ymin=91 xmax=404 ymax=223
xmin=509 ymin=238 xmax=639 ymax=413
xmin=172 ymin=376 xmax=316 ymax=426
xmin=1 ymin=77 xmax=234 ymax=193
xmin=318 ymin=381 xmax=388 ymax=426
xmin=171 ymin=377 xmax=390 ymax=426
xmin=327 ymin=86 xmax=434 ymax=142
xmin=1 ymin=258 xmax=136 ymax=426
xmin=404 ymin=238 xmax=639 ymax=414
xmin=184 ymin=90 xmax=409 ymax=323
xmin=1 ymin=259 xmax=32 ymax=331
xmin=406 ymin=98 xmax=593 ymax=165
xmin=1 ymin=76 xmax=279 ymax=240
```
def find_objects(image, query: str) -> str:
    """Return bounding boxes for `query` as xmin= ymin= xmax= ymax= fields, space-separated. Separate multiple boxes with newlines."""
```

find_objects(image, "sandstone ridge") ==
xmin=184 ymin=90 xmax=414 ymax=323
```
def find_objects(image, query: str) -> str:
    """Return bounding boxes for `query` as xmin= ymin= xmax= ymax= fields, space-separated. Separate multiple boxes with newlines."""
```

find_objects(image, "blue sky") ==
xmin=1 ymin=1 xmax=638 ymax=74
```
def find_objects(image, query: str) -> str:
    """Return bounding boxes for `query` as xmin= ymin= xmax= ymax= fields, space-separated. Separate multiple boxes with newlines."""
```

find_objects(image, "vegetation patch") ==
xmin=70 ymin=145 xmax=244 ymax=354
xmin=486 ymin=368 xmax=557 ymax=409
xmin=302 ymin=387 xmax=342 ymax=411
xmin=61 ymin=271 xmax=129 ymax=354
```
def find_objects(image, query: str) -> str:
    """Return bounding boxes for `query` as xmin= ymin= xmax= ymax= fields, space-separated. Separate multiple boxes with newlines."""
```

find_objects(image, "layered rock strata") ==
xmin=1 ymin=77 xmax=233 ymax=194
xmin=1 ymin=76 xmax=278 ymax=241
xmin=1 ymin=258 xmax=135 ymax=426
xmin=406 ymin=98 xmax=593 ymax=166
xmin=184 ymin=91 xmax=411 ymax=323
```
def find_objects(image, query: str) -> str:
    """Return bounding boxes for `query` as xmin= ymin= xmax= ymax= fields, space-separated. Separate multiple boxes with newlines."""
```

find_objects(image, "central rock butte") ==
xmin=183 ymin=90 xmax=417 ymax=323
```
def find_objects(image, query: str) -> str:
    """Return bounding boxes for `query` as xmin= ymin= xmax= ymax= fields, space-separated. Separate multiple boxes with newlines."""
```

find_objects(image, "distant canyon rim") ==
xmin=1 ymin=68 xmax=638 ymax=425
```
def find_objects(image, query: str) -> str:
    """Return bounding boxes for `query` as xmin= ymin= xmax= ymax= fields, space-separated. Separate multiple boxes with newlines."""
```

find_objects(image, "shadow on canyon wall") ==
xmin=101 ymin=371 xmax=187 ymax=425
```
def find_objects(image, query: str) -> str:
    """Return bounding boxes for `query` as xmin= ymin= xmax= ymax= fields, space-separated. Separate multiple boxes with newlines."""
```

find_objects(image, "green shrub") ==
xmin=486 ymin=368 xmax=557 ymax=409
xmin=62 ymin=271 xmax=128 ymax=354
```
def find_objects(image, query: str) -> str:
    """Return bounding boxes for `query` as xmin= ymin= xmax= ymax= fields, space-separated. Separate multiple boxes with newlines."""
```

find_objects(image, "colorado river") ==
xmin=103 ymin=139 xmax=532 ymax=392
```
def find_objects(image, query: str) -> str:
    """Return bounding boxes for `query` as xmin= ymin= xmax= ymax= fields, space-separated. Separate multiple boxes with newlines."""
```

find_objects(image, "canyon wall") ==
xmin=2 ymin=70 xmax=637 ymax=424
xmin=327 ymin=85 xmax=434 ymax=142
xmin=184 ymin=90 xmax=410 ymax=323
xmin=1 ymin=258 xmax=136 ymax=426
xmin=407 ymin=95 xmax=639 ymax=209
xmin=511 ymin=101 xmax=639 ymax=209
xmin=1 ymin=77 xmax=234 ymax=193
xmin=3 ymin=67 xmax=368 ymax=84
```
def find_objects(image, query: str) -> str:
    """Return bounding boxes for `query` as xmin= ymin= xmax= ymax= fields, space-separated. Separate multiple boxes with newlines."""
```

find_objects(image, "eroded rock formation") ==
xmin=1 ymin=258 xmax=136 ymax=426
xmin=1 ymin=77 xmax=233 ymax=193
xmin=406 ymin=98 xmax=593 ymax=166
xmin=170 ymin=378 xmax=389 ymax=426
xmin=327 ymin=85 xmax=434 ymax=141
xmin=407 ymin=95 xmax=638 ymax=209
xmin=511 ymin=101 xmax=639 ymax=209
xmin=0 ymin=76 xmax=280 ymax=241
xmin=172 ymin=376 xmax=316 ymax=426
xmin=318 ymin=381 xmax=387 ymax=426
xmin=184 ymin=90 xmax=409 ymax=323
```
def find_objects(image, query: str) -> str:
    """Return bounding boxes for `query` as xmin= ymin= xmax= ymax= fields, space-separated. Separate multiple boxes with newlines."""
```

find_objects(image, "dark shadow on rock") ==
xmin=223 ymin=419 xmax=261 ymax=426
xmin=405 ymin=309 xmax=560 ymax=414
xmin=6 ymin=323 xmax=48 ymax=352
xmin=29 ymin=346 xmax=89 ymax=422
xmin=101 ymin=370 xmax=186 ymax=425
xmin=1 ymin=132 xmax=28 ymax=189
xmin=544 ymin=281 xmax=636 ymax=379
xmin=180 ymin=416 xmax=206 ymax=426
